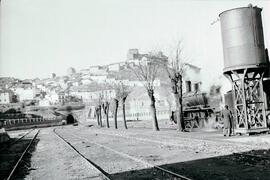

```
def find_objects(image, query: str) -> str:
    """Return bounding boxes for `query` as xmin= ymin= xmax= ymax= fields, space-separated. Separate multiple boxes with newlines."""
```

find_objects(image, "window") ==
xmin=186 ymin=81 xmax=191 ymax=92
xmin=216 ymin=87 xmax=221 ymax=94
xmin=194 ymin=83 xmax=200 ymax=92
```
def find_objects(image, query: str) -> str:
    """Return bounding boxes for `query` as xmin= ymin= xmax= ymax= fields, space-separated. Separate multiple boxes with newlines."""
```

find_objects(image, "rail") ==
xmin=53 ymin=129 xmax=111 ymax=180
xmin=6 ymin=129 xmax=40 ymax=180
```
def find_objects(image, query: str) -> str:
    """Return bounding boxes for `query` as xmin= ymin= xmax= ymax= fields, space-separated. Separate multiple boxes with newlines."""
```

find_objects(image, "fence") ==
xmin=1 ymin=117 xmax=63 ymax=128
xmin=120 ymin=110 xmax=170 ymax=120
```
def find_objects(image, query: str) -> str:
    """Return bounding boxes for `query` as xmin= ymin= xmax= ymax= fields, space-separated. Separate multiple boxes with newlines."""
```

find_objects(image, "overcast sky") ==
xmin=0 ymin=0 xmax=270 ymax=82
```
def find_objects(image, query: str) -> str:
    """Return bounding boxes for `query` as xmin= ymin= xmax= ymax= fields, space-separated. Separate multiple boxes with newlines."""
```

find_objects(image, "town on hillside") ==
xmin=0 ymin=48 xmax=223 ymax=130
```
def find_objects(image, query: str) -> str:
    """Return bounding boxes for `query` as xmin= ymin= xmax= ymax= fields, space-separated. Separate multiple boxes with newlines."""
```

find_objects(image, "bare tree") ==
xmin=102 ymin=101 xmax=110 ymax=128
xmin=130 ymin=53 xmax=163 ymax=131
xmin=99 ymin=104 xmax=103 ymax=127
xmin=112 ymin=98 xmax=119 ymax=129
xmin=99 ymin=86 xmax=113 ymax=128
xmin=113 ymin=82 xmax=131 ymax=129
xmin=94 ymin=95 xmax=104 ymax=127
xmin=95 ymin=104 xmax=102 ymax=127
xmin=163 ymin=41 xmax=186 ymax=131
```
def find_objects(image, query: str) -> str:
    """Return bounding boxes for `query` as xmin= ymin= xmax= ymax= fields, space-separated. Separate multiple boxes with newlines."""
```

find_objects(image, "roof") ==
xmin=0 ymin=89 xmax=14 ymax=94
xmin=184 ymin=63 xmax=201 ymax=70
xmin=69 ymin=83 xmax=113 ymax=93
xmin=107 ymin=61 xmax=125 ymax=66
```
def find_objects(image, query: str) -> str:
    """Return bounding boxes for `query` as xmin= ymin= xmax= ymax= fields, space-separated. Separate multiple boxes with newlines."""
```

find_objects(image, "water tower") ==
xmin=219 ymin=5 xmax=269 ymax=134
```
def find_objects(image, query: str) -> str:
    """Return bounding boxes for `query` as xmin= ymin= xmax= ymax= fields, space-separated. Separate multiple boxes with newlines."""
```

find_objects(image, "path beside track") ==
xmin=24 ymin=127 xmax=100 ymax=180
xmin=23 ymin=124 xmax=270 ymax=180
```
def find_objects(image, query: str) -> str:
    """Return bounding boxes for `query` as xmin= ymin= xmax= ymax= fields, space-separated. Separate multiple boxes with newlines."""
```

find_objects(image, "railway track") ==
xmin=54 ymin=128 xmax=192 ymax=180
xmin=53 ymin=129 xmax=111 ymax=180
xmin=0 ymin=129 xmax=40 ymax=180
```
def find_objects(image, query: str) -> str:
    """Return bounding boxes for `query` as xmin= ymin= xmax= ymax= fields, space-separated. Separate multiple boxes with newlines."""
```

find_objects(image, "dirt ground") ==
xmin=23 ymin=128 xmax=102 ymax=180
xmin=10 ymin=119 xmax=270 ymax=180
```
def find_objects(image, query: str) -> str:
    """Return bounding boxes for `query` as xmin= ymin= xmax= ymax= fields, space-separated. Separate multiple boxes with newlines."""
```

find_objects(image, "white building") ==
xmin=105 ymin=78 xmax=117 ymax=84
xmin=182 ymin=63 xmax=202 ymax=93
xmin=81 ymin=79 xmax=92 ymax=85
xmin=80 ymin=68 xmax=90 ymax=75
xmin=126 ymin=49 xmax=168 ymax=66
xmin=36 ymin=84 xmax=46 ymax=91
xmin=15 ymin=87 xmax=35 ymax=101
xmin=107 ymin=63 xmax=120 ymax=72
xmin=70 ymin=88 xmax=116 ymax=103
xmin=40 ymin=91 xmax=60 ymax=105
xmin=90 ymin=75 xmax=108 ymax=83
xmin=126 ymin=86 xmax=173 ymax=120
xmin=0 ymin=90 xmax=14 ymax=104
xmin=89 ymin=66 xmax=108 ymax=75
xmin=107 ymin=62 xmax=125 ymax=72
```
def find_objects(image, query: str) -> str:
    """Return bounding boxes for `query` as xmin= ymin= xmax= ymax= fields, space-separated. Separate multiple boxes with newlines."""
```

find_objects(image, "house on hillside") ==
xmin=80 ymin=68 xmax=90 ymax=75
xmin=89 ymin=65 xmax=108 ymax=75
xmin=90 ymin=75 xmax=108 ymax=83
xmin=107 ymin=62 xmax=125 ymax=72
xmin=14 ymin=87 xmax=35 ymax=101
xmin=0 ymin=90 xmax=15 ymax=104
xmin=126 ymin=49 xmax=168 ymax=66
xmin=43 ymin=91 xmax=60 ymax=105
xmin=81 ymin=78 xmax=93 ymax=85
xmin=69 ymin=84 xmax=116 ymax=103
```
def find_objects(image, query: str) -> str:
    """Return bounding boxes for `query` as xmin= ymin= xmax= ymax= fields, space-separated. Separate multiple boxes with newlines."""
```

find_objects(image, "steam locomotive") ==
xmin=171 ymin=88 xmax=223 ymax=129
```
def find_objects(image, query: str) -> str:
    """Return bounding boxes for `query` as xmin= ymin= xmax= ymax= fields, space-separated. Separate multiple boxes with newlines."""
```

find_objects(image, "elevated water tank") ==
xmin=219 ymin=5 xmax=267 ymax=72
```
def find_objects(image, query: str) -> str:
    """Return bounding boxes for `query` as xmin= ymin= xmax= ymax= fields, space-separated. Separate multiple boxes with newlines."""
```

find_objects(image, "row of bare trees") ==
xmin=94 ymin=41 xmax=186 ymax=132
xmin=94 ymin=82 xmax=131 ymax=129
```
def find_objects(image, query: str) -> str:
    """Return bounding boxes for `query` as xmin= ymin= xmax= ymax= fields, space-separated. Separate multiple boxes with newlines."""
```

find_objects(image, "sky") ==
xmin=0 ymin=0 xmax=270 ymax=86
